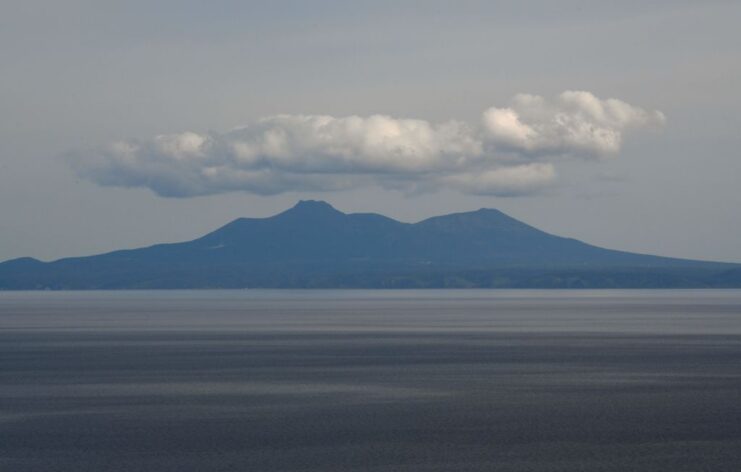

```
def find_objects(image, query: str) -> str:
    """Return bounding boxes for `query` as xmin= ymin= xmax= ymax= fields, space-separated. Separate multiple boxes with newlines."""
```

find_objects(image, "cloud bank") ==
xmin=72 ymin=91 xmax=664 ymax=197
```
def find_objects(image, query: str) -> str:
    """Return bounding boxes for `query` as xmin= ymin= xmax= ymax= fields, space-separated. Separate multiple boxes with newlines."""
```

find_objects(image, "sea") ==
xmin=1 ymin=289 xmax=740 ymax=471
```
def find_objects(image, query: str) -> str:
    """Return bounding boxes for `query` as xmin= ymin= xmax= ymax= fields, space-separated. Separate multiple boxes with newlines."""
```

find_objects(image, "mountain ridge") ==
xmin=1 ymin=200 xmax=739 ymax=289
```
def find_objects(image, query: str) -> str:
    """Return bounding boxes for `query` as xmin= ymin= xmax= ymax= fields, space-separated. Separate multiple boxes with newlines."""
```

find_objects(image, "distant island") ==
xmin=1 ymin=200 xmax=740 ymax=289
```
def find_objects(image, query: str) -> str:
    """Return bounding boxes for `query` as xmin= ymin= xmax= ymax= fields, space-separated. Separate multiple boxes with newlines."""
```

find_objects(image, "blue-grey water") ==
xmin=2 ymin=290 xmax=741 ymax=471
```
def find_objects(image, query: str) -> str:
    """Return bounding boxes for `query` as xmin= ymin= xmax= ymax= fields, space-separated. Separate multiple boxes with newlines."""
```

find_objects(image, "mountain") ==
xmin=1 ymin=200 xmax=739 ymax=289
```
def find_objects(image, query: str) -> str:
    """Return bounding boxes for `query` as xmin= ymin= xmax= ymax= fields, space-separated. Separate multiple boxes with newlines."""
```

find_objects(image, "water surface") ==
xmin=2 ymin=290 xmax=741 ymax=471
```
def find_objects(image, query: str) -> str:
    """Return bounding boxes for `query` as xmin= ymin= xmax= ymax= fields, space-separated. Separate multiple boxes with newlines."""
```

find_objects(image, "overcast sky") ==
xmin=1 ymin=0 xmax=740 ymax=263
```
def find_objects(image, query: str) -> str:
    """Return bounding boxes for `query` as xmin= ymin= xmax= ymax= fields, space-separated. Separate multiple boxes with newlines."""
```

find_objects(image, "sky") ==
xmin=1 ymin=0 xmax=740 ymax=263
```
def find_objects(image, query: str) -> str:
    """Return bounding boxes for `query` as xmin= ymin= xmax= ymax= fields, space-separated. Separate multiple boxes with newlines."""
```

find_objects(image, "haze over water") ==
xmin=2 ymin=290 xmax=741 ymax=471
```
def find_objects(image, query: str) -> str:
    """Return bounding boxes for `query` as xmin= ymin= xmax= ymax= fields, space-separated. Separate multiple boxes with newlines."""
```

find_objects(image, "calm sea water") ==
xmin=1 ymin=290 xmax=741 ymax=471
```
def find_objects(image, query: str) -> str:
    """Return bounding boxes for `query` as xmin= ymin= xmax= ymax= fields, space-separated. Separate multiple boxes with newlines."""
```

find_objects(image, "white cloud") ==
xmin=483 ymin=91 xmax=666 ymax=157
xmin=444 ymin=164 xmax=557 ymax=196
xmin=72 ymin=91 xmax=663 ymax=197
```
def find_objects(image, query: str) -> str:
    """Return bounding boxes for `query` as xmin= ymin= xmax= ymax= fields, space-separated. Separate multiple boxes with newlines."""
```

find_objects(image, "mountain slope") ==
xmin=0 ymin=200 xmax=738 ymax=289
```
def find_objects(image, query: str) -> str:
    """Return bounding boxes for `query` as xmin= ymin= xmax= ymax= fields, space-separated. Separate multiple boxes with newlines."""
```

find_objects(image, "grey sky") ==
xmin=1 ymin=1 xmax=740 ymax=262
